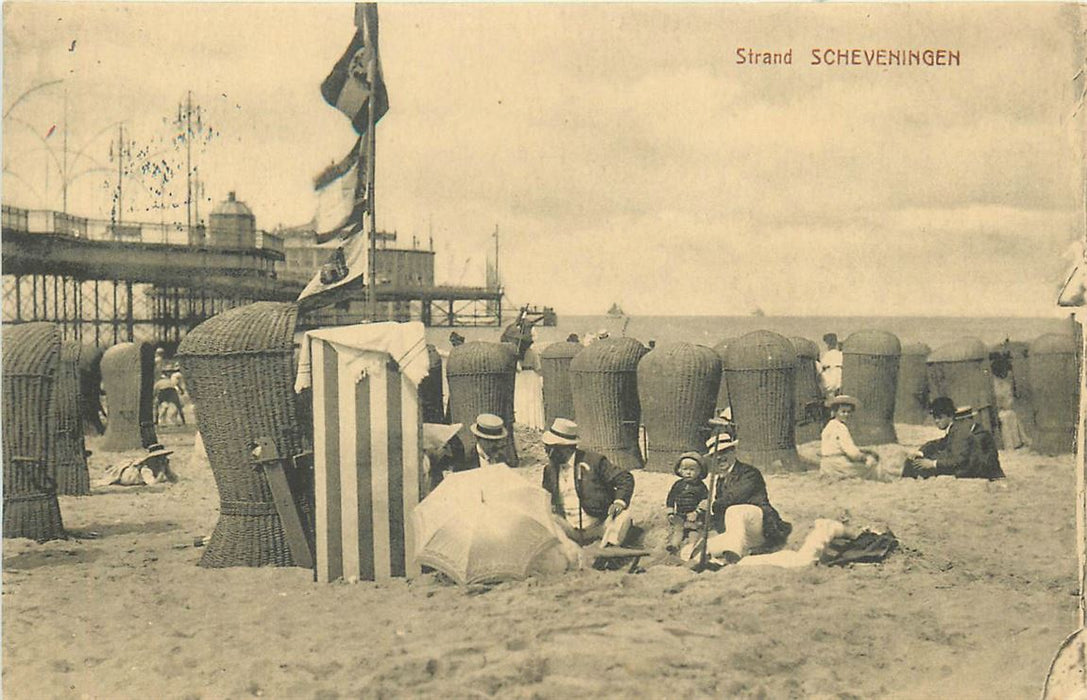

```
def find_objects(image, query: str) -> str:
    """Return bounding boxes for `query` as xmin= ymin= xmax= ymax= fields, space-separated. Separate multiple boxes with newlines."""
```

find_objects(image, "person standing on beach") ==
xmin=820 ymin=395 xmax=881 ymax=479
xmin=540 ymin=418 xmax=635 ymax=547
xmin=819 ymin=333 xmax=843 ymax=398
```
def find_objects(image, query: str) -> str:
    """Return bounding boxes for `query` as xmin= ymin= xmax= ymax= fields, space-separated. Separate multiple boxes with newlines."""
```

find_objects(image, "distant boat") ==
xmin=607 ymin=303 xmax=625 ymax=317
xmin=751 ymin=307 xmax=766 ymax=317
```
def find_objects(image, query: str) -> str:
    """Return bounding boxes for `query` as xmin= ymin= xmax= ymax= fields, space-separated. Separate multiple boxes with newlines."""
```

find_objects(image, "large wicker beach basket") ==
xmin=791 ymin=337 xmax=825 ymax=444
xmin=446 ymin=341 xmax=519 ymax=466
xmin=927 ymin=337 xmax=1001 ymax=443
xmin=637 ymin=343 xmax=722 ymax=472
xmin=894 ymin=342 xmax=931 ymax=425
xmin=177 ymin=302 xmax=312 ymax=568
xmin=570 ymin=337 xmax=648 ymax=471
xmin=3 ymin=322 xmax=66 ymax=542
xmin=53 ymin=341 xmax=91 ymax=496
xmin=841 ymin=330 xmax=901 ymax=446
xmin=713 ymin=338 xmax=735 ymax=414
xmin=419 ymin=344 xmax=446 ymax=424
xmin=100 ymin=341 xmax=157 ymax=452
xmin=723 ymin=331 xmax=809 ymax=473
xmin=78 ymin=344 xmax=106 ymax=436
xmin=1028 ymin=333 xmax=1078 ymax=455
xmin=540 ymin=341 xmax=583 ymax=426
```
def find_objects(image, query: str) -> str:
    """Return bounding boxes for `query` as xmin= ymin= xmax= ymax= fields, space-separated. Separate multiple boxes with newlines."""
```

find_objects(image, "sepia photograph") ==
xmin=3 ymin=2 xmax=1087 ymax=697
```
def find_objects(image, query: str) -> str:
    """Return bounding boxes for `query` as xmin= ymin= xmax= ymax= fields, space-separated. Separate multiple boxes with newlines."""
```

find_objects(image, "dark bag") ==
xmin=820 ymin=529 xmax=898 ymax=566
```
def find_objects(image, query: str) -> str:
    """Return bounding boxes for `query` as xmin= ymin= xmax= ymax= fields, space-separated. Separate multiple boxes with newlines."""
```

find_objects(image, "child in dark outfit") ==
xmin=666 ymin=452 xmax=710 ymax=553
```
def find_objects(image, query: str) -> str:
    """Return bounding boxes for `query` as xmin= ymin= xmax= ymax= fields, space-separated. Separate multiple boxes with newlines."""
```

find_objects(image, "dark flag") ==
xmin=320 ymin=3 xmax=389 ymax=136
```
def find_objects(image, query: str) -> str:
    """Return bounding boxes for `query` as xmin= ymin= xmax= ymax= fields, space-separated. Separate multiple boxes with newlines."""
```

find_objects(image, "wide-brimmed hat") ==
xmin=674 ymin=452 xmax=708 ymax=479
xmin=826 ymin=394 xmax=861 ymax=410
xmin=542 ymin=418 xmax=579 ymax=446
xmin=142 ymin=443 xmax=174 ymax=460
xmin=423 ymin=423 xmax=463 ymax=452
xmin=705 ymin=432 xmax=739 ymax=454
xmin=470 ymin=413 xmax=508 ymax=440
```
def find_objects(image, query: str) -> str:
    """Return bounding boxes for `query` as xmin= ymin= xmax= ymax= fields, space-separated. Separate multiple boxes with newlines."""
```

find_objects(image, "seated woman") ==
xmin=820 ymin=395 xmax=880 ymax=479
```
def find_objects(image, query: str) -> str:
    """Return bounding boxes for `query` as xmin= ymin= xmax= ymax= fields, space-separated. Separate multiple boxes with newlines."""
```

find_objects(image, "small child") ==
xmin=666 ymin=452 xmax=710 ymax=554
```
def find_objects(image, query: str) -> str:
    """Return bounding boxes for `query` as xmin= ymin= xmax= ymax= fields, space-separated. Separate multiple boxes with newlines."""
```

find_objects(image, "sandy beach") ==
xmin=2 ymin=420 xmax=1078 ymax=699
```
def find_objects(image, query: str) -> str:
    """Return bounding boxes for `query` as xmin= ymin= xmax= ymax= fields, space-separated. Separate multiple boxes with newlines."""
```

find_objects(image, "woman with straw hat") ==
xmin=820 ymin=395 xmax=880 ymax=479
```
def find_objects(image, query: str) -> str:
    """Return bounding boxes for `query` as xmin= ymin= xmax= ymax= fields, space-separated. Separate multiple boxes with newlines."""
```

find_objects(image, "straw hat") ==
xmin=142 ymin=443 xmax=174 ymax=460
xmin=542 ymin=418 xmax=579 ymax=446
xmin=470 ymin=413 xmax=508 ymax=440
xmin=674 ymin=452 xmax=708 ymax=479
xmin=704 ymin=432 xmax=739 ymax=454
xmin=423 ymin=423 xmax=463 ymax=453
xmin=826 ymin=394 xmax=861 ymax=409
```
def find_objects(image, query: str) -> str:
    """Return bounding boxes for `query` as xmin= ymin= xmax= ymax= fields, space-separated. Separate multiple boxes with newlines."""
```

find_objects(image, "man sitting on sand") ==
xmin=682 ymin=431 xmax=791 ymax=565
xmin=904 ymin=397 xmax=1005 ymax=480
xmin=540 ymin=418 xmax=635 ymax=547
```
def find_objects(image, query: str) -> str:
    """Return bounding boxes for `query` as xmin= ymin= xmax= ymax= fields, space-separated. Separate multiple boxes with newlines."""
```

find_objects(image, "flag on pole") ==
xmin=321 ymin=3 xmax=389 ymax=136
xmin=313 ymin=138 xmax=366 ymax=244
xmin=297 ymin=228 xmax=370 ymax=304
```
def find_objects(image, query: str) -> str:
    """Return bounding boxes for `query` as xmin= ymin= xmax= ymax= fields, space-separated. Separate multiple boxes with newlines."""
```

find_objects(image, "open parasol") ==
xmin=413 ymin=464 xmax=562 ymax=585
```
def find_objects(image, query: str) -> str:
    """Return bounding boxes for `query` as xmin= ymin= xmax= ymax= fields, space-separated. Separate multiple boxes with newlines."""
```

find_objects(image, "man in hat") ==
xmin=101 ymin=443 xmax=177 ymax=486
xmin=906 ymin=398 xmax=1004 ymax=479
xmin=540 ymin=418 xmax=635 ymax=547
xmin=684 ymin=431 xmax=791 ymax=565
xmin=820 ymin=395 xmax=880 ymax=479
xmin=470 ymin=413 xmax=512 ymax=468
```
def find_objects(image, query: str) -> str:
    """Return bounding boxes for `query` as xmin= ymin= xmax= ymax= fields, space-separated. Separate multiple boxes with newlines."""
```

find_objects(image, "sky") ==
xmin=3 ymin=2 xmax=1085 ymax=317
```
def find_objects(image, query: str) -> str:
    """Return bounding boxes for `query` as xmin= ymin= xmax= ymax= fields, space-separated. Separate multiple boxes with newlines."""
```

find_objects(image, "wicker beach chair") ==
xmin=78 ymin=344 xmax=107 ymax=436
xmin=100 ymin=341 xmax=157 ymax=452
xmin=570 ymin=337 xmax=648 ymax=471
xmin=53 ymin=341 xmax=92 ymax=496
xmin=927 ymin=337 xmax=1001 ymax=445
xmin=894 ymin=342 xmax=931 ymax=425
xmin=419 ymin=344 xmax=446 ymax=424
xmin=637 ymin=343 xmax=721 ymax=472
xmin=3 ymin=322 xmax=66 ymax=542
xmin=1028 ymin=333 xmax=1077 ymax=455
xmin=723 ymin=330 xmax=809 ymax=473
xmin=446 ymin=341 xmax=519 ymax=466
xmin=841 ymin=330 xmax=901 ymax=446
xmin=540 ymin=340 xmax=583 ymax=426
xmin=790 ymin=337 xmax=826 ymax=444
xmin=177 ymin=302 xmax=313 ymax=568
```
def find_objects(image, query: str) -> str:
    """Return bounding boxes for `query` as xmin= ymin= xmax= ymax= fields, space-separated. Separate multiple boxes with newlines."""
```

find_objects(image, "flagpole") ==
xmin=358 ymin=2 xmax=379 ymax=322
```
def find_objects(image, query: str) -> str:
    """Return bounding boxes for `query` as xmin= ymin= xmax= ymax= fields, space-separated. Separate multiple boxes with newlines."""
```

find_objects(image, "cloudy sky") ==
xmin=3 ymin=3 xmax=1084 ymax=317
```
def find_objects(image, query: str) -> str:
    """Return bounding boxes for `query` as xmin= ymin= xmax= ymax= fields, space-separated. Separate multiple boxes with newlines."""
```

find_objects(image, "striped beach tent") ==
xmin=295 ymin=322 xmax=430 ymax=583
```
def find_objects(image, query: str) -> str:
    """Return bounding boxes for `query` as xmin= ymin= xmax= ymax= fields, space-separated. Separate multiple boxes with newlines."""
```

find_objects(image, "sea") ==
xmin=424 ymin=314 xmax=1076 ymax=352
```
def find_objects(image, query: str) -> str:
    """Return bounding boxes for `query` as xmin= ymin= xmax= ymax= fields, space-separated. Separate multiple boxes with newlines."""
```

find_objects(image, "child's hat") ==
xmin=674 ymin=452 xmax=708 ymax=479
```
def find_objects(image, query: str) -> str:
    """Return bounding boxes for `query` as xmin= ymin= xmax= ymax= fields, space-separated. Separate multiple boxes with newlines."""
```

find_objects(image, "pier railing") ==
xmin=1 ymin=205 xmax=284 ymax=256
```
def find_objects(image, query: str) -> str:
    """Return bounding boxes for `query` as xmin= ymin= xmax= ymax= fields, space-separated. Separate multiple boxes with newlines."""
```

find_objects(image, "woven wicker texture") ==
xmin=723 ymin=331 xmax=807 ymax=473
xmin=570 ymin=337 xmax=648 ymax=470
xmin=53 ymin=341 xmax=91 ymax=496
xmin=927 ymin=337 xmax=1000 ymax=441
xmin=637 ymin=343 xmax=722 ymax=472
xmin=841 ymin=330 xmax=901 ymax=445
xmin=100 ymin=342 xmax=157 ymax=452
xmin=419 ymin=344 xmax=446 ymax=424
xmin=177 ymin=302 xmax=309 ymax=568
xmin=446 ymin=342 xmax=519 ymax=466
xmin=894 ymin=342 xmax=931 ymax=425
xmin=712 ymin=338 xmax=735 ymax=414
xmin=1028 ymin=333 xmax=1077 ymax=455
xmin=790 ymin=337 xmax=825 ymax=444
xmin=540 ymin=341 xmax=584 ymax=426
xmin=78 ymin=344 xmax=107 ymax=435
xmin=3 ymin=322 xmax=66 ymax=542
